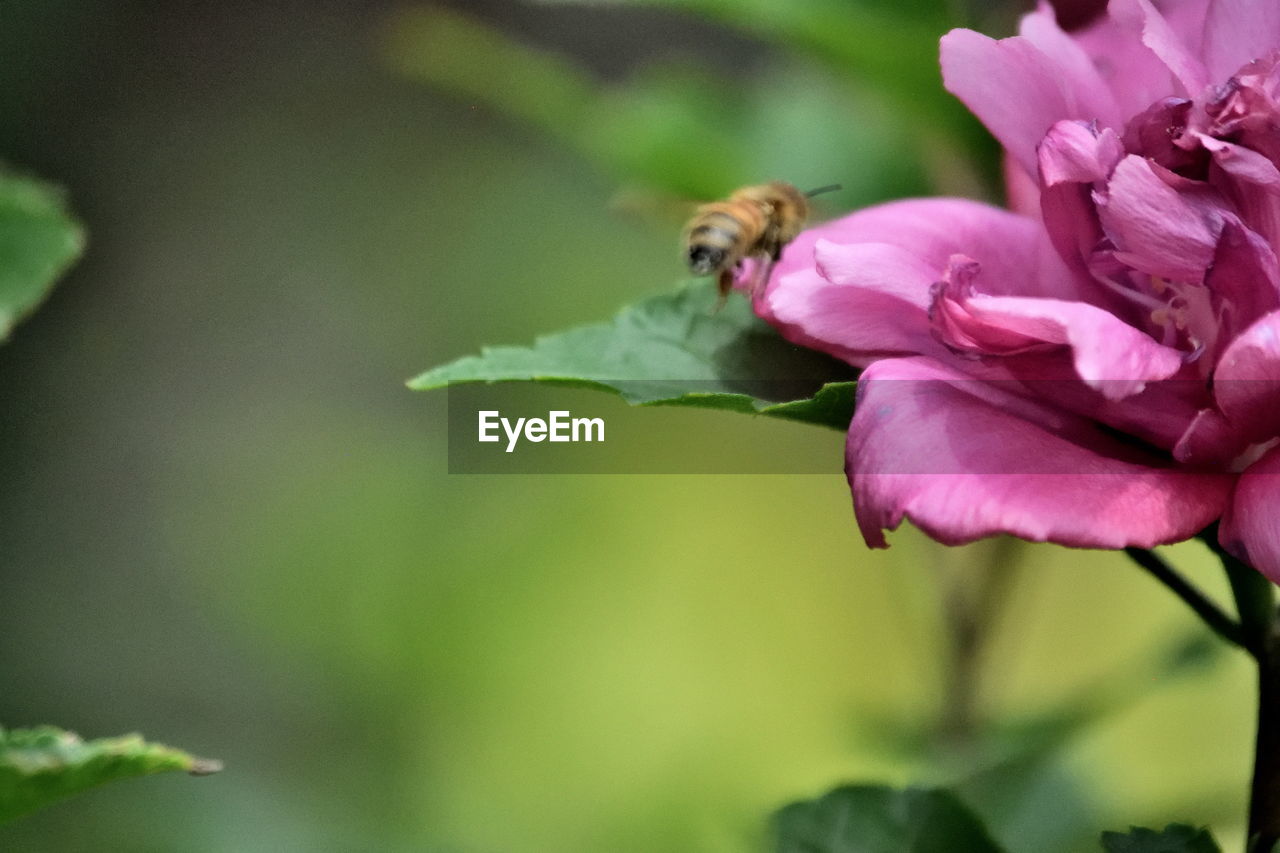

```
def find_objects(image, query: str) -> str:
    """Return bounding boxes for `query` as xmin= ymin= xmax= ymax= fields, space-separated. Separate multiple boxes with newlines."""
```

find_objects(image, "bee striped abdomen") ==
xmin=681 ymin=181 xmax=821 ymax=305
xmin=686 ymin=212 xmax=743 ymax=274
xmin=683 ymin=202 xmax=764 ymax=276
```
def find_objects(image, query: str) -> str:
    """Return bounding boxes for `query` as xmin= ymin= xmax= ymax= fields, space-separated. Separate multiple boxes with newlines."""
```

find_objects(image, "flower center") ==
xmin=1147 ymin=276 xmax=1220 ymax=368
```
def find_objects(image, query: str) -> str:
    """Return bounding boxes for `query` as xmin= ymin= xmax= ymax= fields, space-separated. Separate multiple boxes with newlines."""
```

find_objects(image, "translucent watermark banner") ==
xmin=444 ymin=381 xmax=847 ymax=474
xmin=444 ymin=377 xmax=1239 ymax=475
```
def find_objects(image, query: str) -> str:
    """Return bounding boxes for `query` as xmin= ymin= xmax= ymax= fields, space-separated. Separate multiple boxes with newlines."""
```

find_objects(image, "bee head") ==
xmin=687 ymin=245 xmax=727 ymax=275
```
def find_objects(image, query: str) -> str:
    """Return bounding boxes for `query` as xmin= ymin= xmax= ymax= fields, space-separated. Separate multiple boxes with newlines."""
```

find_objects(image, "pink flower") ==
xmin=751 ymin=0 xmax=1280 ymax=578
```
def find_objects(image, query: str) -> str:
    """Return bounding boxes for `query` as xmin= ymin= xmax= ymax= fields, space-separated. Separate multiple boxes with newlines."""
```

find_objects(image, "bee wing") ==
xmin=610 ymin=185 xmax=702 ymax=227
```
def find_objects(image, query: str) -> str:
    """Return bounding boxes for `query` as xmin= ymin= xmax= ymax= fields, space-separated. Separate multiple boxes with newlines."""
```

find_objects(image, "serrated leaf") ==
xmin=0 ymin=725 xmax=221 ymax=824
xmin=0 ymin=171 xmax=84 ymax=340
xmin=1099 ymin=824 xmax=1221 ymax=853
xmin=773 ymin=784 xmax=1005 ymax=853
xmin=410 ymin=280 xmax=857 ymax=430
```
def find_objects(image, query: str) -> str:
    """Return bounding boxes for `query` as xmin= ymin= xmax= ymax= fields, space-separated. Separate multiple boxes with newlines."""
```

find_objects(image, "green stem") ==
xmin=1192 ymin=527 xmax=1280 ymax=851
xmin=939 ymin=537 xmax=1022 ymax=743
xmin=1123 ymin=547 xmax=1248 ymax=651
xmin=1199 ymin=526 xmax=1275 ymax=657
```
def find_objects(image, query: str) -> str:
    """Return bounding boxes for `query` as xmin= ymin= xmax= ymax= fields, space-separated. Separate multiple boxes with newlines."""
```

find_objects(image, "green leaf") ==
xmin=773 ymin=784 xmax=1005 ymax=852
xmin=1099 ymin=824 xmax=1221 ymax=853
xmin=0 ymin=725 xmax=221 ymax=824
xmin=0 ymin=171 xmax=84 ymax=340
xmin=409 ymin=280 xmax=857 ymax=430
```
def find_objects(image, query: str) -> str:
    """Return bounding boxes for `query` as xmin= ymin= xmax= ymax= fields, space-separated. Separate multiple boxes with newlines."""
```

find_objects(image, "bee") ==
xmin=682 ymin=181 xmax=841 ymax=305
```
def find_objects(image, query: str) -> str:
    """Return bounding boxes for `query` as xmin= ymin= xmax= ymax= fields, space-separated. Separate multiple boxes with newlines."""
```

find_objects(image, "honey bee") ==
xmin=682 ymin=181 xmax=840 ymax=305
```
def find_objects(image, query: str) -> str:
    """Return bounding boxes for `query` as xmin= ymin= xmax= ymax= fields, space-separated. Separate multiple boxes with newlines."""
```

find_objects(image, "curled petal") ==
xmin=848 ymin=357 xmax=1232 ymax=548
xmin=1038 ymin=120 xmax=1123 ymax=185
xmin=1037 ymin=120 xmax=1125 ymax=294
xmin=931 ymin=264 xmax=1185 ymax=398
xmin=1098 ymin=155 xmax=1223 ymax=281
xmin=1199 ymin=135 xmax=1280 ymax=188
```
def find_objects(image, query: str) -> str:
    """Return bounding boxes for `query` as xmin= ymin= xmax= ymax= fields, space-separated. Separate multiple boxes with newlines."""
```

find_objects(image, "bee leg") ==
xmin=713 ymin=268 xmax=734 ymax=313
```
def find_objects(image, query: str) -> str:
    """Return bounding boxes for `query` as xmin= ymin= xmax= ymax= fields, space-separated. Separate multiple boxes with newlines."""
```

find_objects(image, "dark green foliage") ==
xmin=411 ymin=280 xmax=858 ymax=430
xmin=1100 ymin=824 xmax=1221 ymax=852
xmin=773 ymin=784 xmax=1005 ymax=853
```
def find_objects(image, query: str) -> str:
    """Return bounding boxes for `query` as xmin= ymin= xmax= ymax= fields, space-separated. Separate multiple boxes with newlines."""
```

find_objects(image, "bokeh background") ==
xmin=0 ymin=1 xmax=1257 ymax=850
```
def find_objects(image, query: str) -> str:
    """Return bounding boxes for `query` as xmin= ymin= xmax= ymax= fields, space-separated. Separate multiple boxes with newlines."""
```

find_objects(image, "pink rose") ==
xmin=752 ymin=0 xmax=1280 ymax=578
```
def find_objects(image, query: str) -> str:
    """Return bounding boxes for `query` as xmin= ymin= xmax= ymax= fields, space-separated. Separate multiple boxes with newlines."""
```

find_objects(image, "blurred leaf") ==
xmin=384 ymin=6 xmax=595 ymax=142
xmin=0 ymin=171 xmax=83 ymax=340
xmin=579 ymin=64 xmax=753 ymax=197
xmin=1100 ymin=824 xmax=1221 ymax=852
xmin=0 ymin=726 xmax=221 ymax=824
xmin=958 ymin=760 xmax=1099 ymax=853
xmin=529 ymin=0 xmax=948 ymax=89
xmin=410 ymin=280 xmax=857 ymax=429
xmin=384 ymin=6 xmax=933 ymax=202
xmin=773 ymin=784 xmax=1005 ymax=852
xmin=522 ymin=0 xmax=984 ymax=141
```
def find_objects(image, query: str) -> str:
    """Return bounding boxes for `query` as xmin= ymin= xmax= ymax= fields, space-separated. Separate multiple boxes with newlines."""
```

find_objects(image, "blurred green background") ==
xmin=0 ymin=1 xmax=1255 ymax=850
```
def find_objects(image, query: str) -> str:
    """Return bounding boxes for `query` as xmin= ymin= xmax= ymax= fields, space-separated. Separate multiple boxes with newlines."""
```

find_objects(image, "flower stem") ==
xmin=938 ymin=536 xmax=1022 ymax=743
xmin=1249 ymin=645 xmax=1280 ymax=851
xmin=1191 ymin=527 xmax=1280 ymax=851
xmin=1123 ymin=547 xmax=1249 ymax=651
xmin=1199 ymin=527 xmax=1275 ymax=658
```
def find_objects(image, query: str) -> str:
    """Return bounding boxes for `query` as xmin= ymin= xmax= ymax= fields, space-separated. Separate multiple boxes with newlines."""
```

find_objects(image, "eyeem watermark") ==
xmin=478 ymin=410 xmax=605 ymax=453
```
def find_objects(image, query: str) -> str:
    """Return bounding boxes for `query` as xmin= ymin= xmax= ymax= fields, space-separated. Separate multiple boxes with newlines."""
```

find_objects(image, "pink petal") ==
xmin=941 ymin=29 xmax=1111 ymax=176
xmin=1174 ymin=406 xmax=1249 ymax=466
xmin=1097 ymin=154 xmax=1223 ymax=281
xmin=1199 ymin=135 xmax=1280 ymax=188
xmin=814 ymin=240 xmax=936 ymax=307
xmin=1202 ymin=0 xmax=1280 ymax=83
xmin=766 ymin=198 xmax=1038 ymax=287
xmin=1037 ymin=121 xmax=1125 ymax=297
xmin=1038 ymin=120 xmax=1123 ymax=185
xmin=1109 ymin=0 xmax=1209 ymax=94
xmin=1004 ymin=153 xmax=1042 ymax=219
xmin=848 ymin=356 xmax=1232 ymax=549
xmin=1073 ymin=6 xmax=1183 ymax=116
xmin=759 ymin=259 xmax=946 ymax=366
xmin=931 ymin=280 xmax=1186 ymax=399
xmin=1018 ymin=5 xmax=1123 ymax=126
xmin=760 ymin=197 xmax=1066 ymax=300
xmin=1213 ymin=309 xmax=1280 ymax=443
xmin=1206 ymin=219 xmax=1280 ymax=342
xmin=1123 ymin=98 xmax=1200 ymax=173
xmin=1220 ymin=443 xmax=1280 ymax=583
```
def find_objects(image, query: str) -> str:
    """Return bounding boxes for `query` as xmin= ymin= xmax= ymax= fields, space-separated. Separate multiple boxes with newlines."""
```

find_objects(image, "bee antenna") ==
xmin=805 ymin=184 xmax=842 ymax=198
